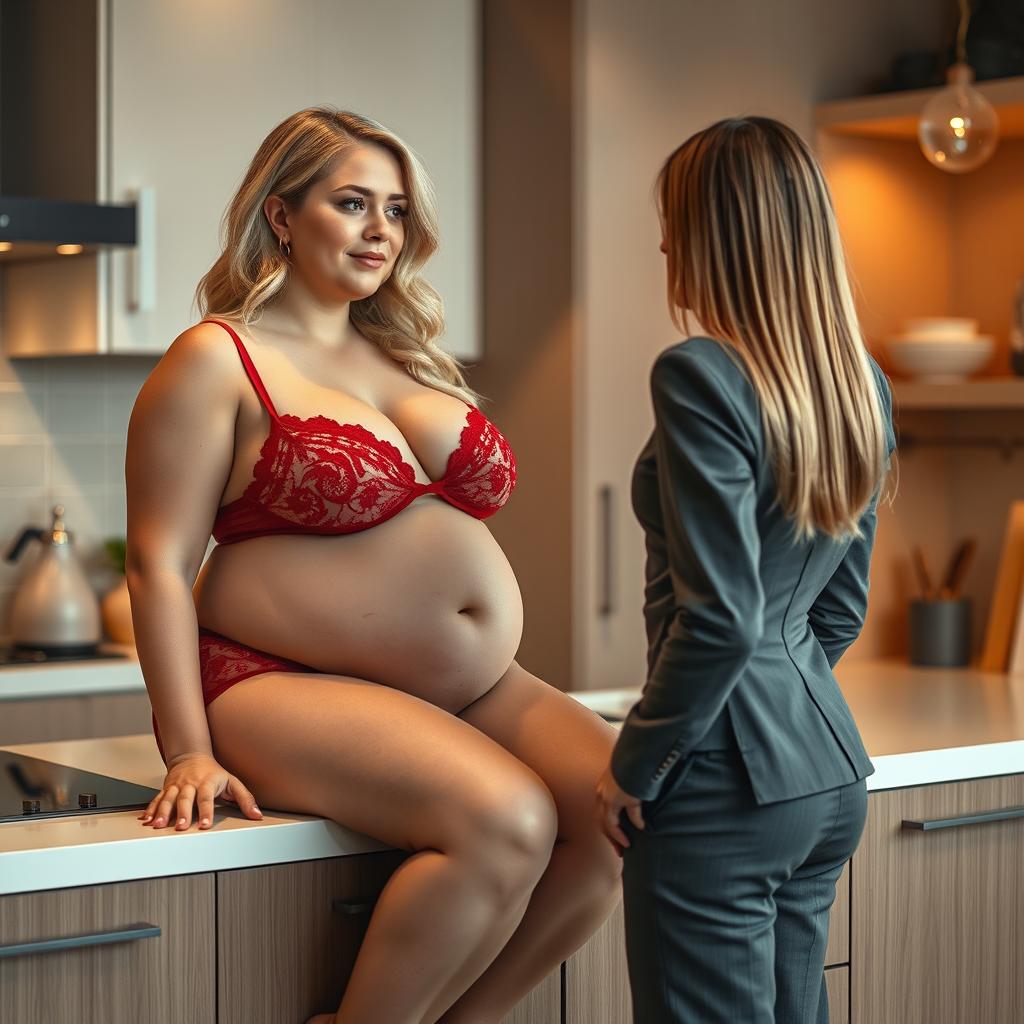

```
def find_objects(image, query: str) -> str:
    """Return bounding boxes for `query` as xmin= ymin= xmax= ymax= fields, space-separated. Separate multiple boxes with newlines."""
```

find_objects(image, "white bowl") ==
xmin=902 ymin=317 xmax=980 ymax=341
xmin=886 ymin=337 xmax=993 ymax=381
xmin=888 ymin=337 xmax=991 ymax=350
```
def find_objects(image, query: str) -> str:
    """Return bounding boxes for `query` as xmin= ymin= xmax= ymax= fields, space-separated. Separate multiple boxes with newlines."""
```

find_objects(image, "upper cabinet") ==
xmin=814 ymin=76 xmax=1024 ymax=409
xmin=3 ymin=0 xmax=481 ymax=360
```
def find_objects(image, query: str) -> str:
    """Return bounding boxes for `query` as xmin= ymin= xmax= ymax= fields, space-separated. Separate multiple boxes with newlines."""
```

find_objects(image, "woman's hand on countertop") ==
xmin=138 ymin=752 xmax=263 ymax=831
xmin=595 ymin=762 xmax=645 ymax=856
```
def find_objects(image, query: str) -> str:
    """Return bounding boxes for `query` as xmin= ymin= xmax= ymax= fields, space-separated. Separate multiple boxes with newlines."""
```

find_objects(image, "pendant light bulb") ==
xmin=917 ymin=63 xmax=999 ymax=173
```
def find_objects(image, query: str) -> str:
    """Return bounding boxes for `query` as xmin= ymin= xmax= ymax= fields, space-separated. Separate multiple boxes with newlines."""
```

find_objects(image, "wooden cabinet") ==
xmin=0 ymin=691 xmax=152 ymax=746
xmin=217 ymin=850 xmax=559 ymax=1024
xmin=0 ymin=874 xmax=215 ymax=1024
xmin=2 ymin=0 xmax=480 ymax=359
xmin=106 ymin=0 xmax=480 ymax=360
xmin=217 ymin=850 xmax=406 ymax=1023
xmin=13 ymin=769 xmax=1020 ymax=1024
xmin=825 ymin=966 xmax=849 ymax=1024
xmin=827 ymin=860 xmax=850 ymax=966
xmin=851 ymin=773 xmax=1024 ymax=1023
xmin=565 ymin=898 xmax=631 ymax=1024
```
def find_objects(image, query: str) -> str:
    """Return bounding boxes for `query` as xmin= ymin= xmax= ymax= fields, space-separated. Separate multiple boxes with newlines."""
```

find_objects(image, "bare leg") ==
xmin=205 ymin=671 xmax=559 ymax=1024
xmin=423 ymin=663 xmax=623 ymax=1024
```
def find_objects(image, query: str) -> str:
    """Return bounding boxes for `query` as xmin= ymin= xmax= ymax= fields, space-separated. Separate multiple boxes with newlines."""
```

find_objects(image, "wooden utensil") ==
xmin=939 ymin=537 xmax=976 ymax=599
xmin=912 ymin=545 xmax=935 ymax=600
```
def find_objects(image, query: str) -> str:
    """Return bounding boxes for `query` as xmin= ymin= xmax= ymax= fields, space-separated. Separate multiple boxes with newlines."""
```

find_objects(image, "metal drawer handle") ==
xmin=332 ymin=899 xmax=374 ymax=916
xmin=0 ymin=922 xmax=161 ymax=959
xmin=902 ymin=805 xmax=1024 ymax=831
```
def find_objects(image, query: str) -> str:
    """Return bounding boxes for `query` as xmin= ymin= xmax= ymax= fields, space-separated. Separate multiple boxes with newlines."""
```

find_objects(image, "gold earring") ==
xmin=278 ymin=236 xmax=292 ymax=259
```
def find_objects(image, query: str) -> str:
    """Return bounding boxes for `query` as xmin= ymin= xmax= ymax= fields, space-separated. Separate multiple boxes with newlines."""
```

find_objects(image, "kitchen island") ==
xmin=2 ymin=658 xmax=1023 ymax=1024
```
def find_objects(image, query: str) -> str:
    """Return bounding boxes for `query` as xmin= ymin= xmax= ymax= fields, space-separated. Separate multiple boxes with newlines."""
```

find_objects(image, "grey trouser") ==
xmin=620 ymin=716 xmax=867 ymax=1023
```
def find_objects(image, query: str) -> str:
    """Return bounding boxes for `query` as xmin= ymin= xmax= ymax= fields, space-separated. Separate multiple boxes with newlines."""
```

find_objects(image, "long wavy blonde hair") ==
xmin=657 ymin=116 xmax=895 ymax=542
xmin=196 ymin=107 xmax=476 ymax=405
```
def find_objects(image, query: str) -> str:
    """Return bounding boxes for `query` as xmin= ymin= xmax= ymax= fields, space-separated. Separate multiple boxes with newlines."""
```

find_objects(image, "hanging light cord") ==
xmin=956 ymin=0 xmax=971 ymax=64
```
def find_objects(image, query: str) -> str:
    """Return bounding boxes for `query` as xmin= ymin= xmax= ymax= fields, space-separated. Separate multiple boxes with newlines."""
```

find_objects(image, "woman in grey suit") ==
xmin=595 ymin=116 xmax=897 ymax=1023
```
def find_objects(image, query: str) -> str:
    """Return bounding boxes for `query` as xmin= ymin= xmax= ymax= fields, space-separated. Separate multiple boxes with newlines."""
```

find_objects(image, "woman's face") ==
xmin=276 ymin=143 xmax=409 ymax=302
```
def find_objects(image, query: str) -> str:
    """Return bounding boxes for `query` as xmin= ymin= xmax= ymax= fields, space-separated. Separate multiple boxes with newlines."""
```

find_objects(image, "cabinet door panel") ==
xmin=108 ymin=0 xmax=480 ymax=359
xmin=0 ymin=874 xmax=215 ymax=1024
xmin=565 ymin=898 xmax=632 ymax=1024
xmin=502 ymin=969 xmax=560 ymax=1024
xmin=217 ymin=851 xmax=405 ymax=1023
xmin=825 ymin=965 xmax=849 ymax=1024
xmin=825 ymin=859 xmax=849 ymax=967
xmin=852 ymin=774 xmax=1024 ymax=1023
xmin=219 ymin=850 xmax=559 ymax=1024
xmin=108 ymin=0 xmax=316 ymax=354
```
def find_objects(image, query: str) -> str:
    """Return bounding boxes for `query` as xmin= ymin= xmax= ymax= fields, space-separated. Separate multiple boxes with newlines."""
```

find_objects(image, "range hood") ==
xmin=0 ymin=195 xmax=137 ymax=263
xmin=1 ymin=0 xmax=152 ymax=356
xmin=1 ymin=2 xmax=137 ymax=265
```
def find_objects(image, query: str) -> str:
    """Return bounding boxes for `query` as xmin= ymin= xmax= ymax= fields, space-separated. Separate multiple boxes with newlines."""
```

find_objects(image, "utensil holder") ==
xmin=909 ymin=598 xmax=972 ymax=667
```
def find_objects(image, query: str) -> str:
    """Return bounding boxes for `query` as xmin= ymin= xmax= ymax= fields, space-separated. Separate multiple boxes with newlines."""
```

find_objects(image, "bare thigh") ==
xmin=458 ymin=661 xmax=619 ymax=841
xmin=205 ymin=670 xmax=553 ymax=851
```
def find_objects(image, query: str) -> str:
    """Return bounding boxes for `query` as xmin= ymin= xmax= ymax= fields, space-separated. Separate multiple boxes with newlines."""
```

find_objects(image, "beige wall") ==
xmin=472 ymin=0 xmax=950 ymax=689
xmin=469 ymin=0 xmax=575 ymax=687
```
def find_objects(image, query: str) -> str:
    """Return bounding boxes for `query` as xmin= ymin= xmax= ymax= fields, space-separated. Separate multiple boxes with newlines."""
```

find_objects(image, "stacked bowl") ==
xmin=886 ymin=317 xmax=993 ymax=382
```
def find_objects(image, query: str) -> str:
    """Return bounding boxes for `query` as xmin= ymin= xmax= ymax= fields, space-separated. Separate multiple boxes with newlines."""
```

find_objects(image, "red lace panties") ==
xmin=150 ymin=627 xmax=315 ymax=764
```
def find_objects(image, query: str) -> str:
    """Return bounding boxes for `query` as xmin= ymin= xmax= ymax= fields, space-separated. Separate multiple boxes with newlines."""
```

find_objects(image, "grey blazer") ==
xmin=610 ymin=337 xmax=896 ymax=806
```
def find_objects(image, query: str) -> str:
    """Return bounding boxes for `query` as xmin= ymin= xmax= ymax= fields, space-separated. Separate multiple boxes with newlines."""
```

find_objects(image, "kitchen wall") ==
xmin=475 ymin=0 xmax=952 ymax=690
xmin=0 ymin=0 xmax=479 ymax=643
xmin=0 ymin=0 xmax=959 ymax=671
xmin=0 ymin=352 xmax=156 ymax=634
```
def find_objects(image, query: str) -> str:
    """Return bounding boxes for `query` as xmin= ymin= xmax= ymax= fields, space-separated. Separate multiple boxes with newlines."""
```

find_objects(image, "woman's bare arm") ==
xmin=125 ymin=321 xmax=242 ymax=765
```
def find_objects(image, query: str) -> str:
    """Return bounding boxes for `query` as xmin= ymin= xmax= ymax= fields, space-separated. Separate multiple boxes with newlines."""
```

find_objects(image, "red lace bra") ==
xmin=205 ymin=319 xmax=516 ymax=545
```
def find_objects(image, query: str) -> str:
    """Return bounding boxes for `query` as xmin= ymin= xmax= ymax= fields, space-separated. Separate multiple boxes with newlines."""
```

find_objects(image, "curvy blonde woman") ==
xmin=126 ymin=108 xmax=620 ymax=1024
xmin=595 ymin=117 xmax=897 ymax=1023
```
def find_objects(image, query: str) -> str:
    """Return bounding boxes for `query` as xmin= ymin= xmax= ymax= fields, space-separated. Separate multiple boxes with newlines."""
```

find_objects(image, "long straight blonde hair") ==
xmin=196 ymin=107 xmax=477 ymax=405
xmin=657 ymin=116 xmax=894 ymax=542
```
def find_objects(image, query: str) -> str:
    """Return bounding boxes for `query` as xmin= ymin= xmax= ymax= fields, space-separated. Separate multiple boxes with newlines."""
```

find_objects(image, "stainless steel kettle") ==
xmin=4 ymin=505 xmax=102 ymax=653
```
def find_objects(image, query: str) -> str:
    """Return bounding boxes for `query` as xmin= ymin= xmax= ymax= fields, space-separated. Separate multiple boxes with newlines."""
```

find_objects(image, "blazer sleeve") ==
xmin=610 ymin=346 xmax=765 ymax=801
xmin=807 ymin=367 xmax=896 ymax=670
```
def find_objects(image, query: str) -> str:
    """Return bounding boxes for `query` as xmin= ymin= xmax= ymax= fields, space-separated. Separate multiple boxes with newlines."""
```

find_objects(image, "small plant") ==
xmin=104 ymin=536 xmax=127 ymax=576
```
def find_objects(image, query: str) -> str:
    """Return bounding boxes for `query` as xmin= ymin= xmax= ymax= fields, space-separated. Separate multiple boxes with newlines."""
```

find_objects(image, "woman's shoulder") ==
xmin=651 ymin=336 xmax=757 ymax=409
xmin=650 ymin=337 xmax=761 ymax=453
xmin=151 ymin=320 xmax=246 ymax=394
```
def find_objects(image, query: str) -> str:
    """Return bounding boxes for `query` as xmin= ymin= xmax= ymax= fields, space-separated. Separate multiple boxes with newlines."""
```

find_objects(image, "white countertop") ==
xmin=0 ymin=645 xmax=144 ymax=700
xmin=1 ymin=658 xmax=1023 ymax=897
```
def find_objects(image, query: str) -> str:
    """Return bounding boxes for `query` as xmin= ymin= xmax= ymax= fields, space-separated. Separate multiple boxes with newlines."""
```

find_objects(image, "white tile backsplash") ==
xmin=0 ymin=440 xmax=47 ymax=487
xmin=51 ymin=440 xmax=108 ymax=490
xmin=105 ymin=388 xmax=139 ymax=439
xmin=46 ymin=385 xmax=107 ymax=436
xmin=0 ymin=387 xmax=47 ymax=436
xmin=0 ymin=354 xmax=152 ymax=643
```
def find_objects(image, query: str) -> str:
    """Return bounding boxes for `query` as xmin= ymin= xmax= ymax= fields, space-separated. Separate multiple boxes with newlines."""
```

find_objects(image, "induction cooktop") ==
xmin=0 ymin=749 xmax=158 ymax=824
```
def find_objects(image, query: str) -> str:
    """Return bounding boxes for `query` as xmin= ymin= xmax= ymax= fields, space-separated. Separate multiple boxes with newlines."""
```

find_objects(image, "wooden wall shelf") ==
xmin=891 ymin=377 xmax=1024 ymax=410
xmin=815 ymin=75 xmax=1024 ymax=140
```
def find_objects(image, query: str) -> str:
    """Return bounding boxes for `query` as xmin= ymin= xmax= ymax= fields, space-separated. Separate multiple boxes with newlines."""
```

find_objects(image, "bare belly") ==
xmin=192 ymin=498 xmax=524 ymax=713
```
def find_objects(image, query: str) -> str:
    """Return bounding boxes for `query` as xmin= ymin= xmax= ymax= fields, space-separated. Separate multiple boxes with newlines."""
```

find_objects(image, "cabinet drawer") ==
xmin=825 ymin=965 xmax=849 ymax=1024
xmin=0 ymin=873 xmax=215 ymax=1024
xmin=852 ymin=774 xmax=1024 ymax=1023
